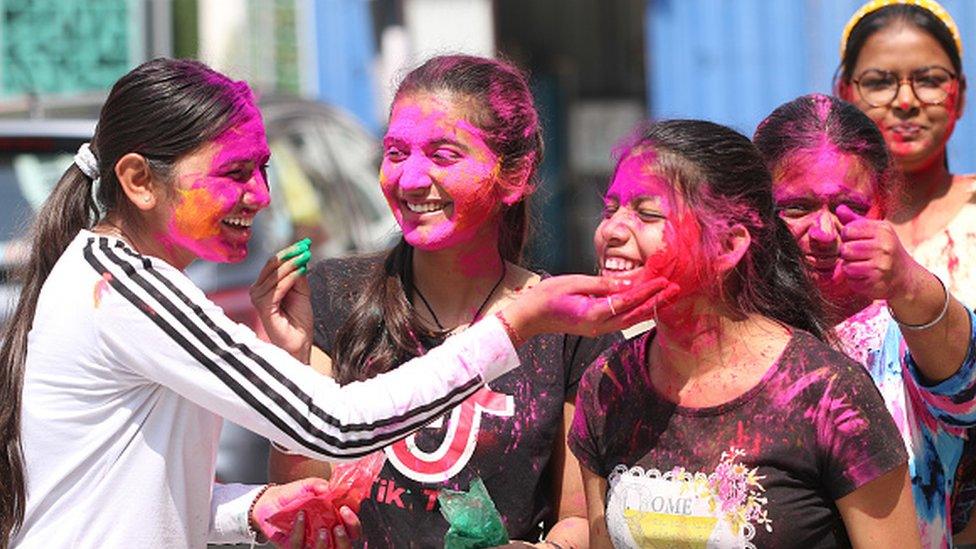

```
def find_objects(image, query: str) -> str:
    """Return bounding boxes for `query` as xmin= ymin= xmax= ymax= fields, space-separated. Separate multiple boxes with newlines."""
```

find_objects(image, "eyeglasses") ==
xmin=852 ymin=67 xmax=957 ymax=108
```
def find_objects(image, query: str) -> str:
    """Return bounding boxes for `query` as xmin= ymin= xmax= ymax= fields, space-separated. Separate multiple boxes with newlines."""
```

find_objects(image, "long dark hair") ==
xmin=618 ymin=119 xmax=831 ymax=341
xmin=836 ymin=4 xmax=965 ymax=89
xmin=0 ymin=58 xmax=255 ymax=543
xmin=331 ymin=54 xmax=543 ymax=384
xmin=754 ymin=93 xmax=897 ymax=212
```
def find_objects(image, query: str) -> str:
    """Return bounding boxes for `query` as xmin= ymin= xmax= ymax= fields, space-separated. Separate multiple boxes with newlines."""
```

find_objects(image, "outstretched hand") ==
xmin=278 ymin=506 xmax=360 ymax=549
xmin=251 ymin=478 xmax=362 ymax=549
xmin=503 ymin=272 xmax=681 ymax=340
xmin=250 ymin=238 xmax=313 ymax=360
xmin=836 ymin=204 xmax=924 ymax=301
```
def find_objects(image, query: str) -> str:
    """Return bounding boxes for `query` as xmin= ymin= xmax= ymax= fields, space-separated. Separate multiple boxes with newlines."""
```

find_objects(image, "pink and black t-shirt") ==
xmin=309 ymin=255 xmax=619 ymax=547
xmin=569 ymin=329 xmax=907 ymax=548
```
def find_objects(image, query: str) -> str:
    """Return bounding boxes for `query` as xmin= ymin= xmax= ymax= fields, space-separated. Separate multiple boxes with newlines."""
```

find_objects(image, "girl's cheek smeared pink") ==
xmin=643 ymin=211 xmax=704 ymax=300
xmin=939 ymin=89 xmax=960 ymax=146
xmin=382 ymin=95 xmax=503 ymax=251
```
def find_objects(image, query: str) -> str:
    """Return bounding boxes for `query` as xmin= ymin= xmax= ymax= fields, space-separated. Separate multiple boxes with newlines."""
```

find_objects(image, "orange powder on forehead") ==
xmin=172 ymin=188 xmax=224 ymax=240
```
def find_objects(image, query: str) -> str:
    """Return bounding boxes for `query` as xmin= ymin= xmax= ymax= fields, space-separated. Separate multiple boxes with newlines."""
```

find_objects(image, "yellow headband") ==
xmin=840 ymin=0 xmax=963 ymax=58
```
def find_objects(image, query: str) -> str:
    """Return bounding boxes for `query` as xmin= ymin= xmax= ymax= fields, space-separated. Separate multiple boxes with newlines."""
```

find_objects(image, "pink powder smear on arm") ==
xmin=93 ymin=272 xmax=113 ymax=308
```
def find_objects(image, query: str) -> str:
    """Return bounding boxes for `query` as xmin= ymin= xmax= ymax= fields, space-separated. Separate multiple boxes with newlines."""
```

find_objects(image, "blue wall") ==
xmin=313 ymin=0 xmax=379 ymax=133
xmin=646 ymin=0 xmax=976 ymax=172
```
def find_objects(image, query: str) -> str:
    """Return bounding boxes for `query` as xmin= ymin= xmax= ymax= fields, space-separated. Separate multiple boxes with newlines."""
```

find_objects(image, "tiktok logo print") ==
xmin=386 ymin=385 xmax=515 ymax=483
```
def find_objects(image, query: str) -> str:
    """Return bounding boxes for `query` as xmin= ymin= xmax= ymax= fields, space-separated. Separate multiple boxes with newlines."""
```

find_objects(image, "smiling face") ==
xmin=594 ymin=148 xmax=703 ymax=300
xmin=843 ymin=23 xmax=963 ymax=173
xmin=380 ymin=91 xmax=508 ymax=251
xmin=772 ymin=146 xmax=881 ymax=302
xmin=157 ymin=104 xmax=271 ymax=266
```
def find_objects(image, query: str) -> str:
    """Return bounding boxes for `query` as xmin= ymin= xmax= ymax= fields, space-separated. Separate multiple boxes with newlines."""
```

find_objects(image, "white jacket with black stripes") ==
xmin=13 ymin=230 xmax=519 ymax=548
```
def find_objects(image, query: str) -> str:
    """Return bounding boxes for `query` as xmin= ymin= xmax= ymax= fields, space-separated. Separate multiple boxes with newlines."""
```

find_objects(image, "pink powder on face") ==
xmin=380 ymin=93 xmax=504 ymax=253
xmin=850 ymin=25 xmax=960 ymax=174
xmin=161 ymin=102 xmax=271 ymax=265
xmin=878 ymin=84 xmax=961 ymax=167
xmin=772 ymin=146 xmax=880 ymax=303
xmin=940 ymin=87 xmax=961 ymax=140
xmin=596 ymin=147 xmax=704 ymax=303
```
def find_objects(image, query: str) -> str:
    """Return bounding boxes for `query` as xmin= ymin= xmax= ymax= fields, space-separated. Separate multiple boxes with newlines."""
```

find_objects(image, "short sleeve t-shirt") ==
xmin=569 ymin=329 xmax=907 ymax=548
xmin=309 ymin=255 xmax=619 ymax=547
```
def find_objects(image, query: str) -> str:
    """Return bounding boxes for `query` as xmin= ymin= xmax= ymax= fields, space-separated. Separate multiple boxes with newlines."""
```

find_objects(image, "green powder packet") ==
xmin=438 ymin=477 xmax=510 ymax=549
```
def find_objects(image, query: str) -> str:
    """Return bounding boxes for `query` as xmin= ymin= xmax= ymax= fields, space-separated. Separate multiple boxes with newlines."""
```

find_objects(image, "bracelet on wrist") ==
xmin=888 ymin=275 xmax=950 ymax=331
xmin=247 ymin=483 xmax=276 ymax=542
xmin=542 ymin=540 xmax=567 ymax=549
xmin=494 ymin=310 xmax=525 ymax=348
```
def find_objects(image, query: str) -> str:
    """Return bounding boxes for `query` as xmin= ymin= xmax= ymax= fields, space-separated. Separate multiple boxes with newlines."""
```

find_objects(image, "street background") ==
xmin=4 ymin=3 xmax=976 ymax=544
xmin=7 ymin=0 xmax=976 ymax=274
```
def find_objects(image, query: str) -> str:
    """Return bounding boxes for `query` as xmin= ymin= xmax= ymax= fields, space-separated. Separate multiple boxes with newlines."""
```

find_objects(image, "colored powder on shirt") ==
xmin=92 ymin=272 xmax=112 ymax=308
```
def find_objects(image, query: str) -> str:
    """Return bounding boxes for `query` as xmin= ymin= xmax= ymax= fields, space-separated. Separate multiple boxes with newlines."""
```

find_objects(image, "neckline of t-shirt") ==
xmin=81 ymin=228 xmax=127 ymax=247
xmin=79 ymin=229 xmax=164 ymax=266
xmin=416 ymin=267 xmax=551 ymax=346
xmin=640 ymin=327 xmax=798 ymax=417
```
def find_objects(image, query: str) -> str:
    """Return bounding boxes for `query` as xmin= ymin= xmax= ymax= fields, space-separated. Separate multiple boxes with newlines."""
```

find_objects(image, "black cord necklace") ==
xmin=412 ymin=262 xmax=507 ymax=332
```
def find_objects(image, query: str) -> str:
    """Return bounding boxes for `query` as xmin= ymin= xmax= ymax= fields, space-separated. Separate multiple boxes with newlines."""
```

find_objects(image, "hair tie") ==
xmin=840 ymin=0 xmax=962 ymax=59
xmin=73 ymin=142 xmax=99 ymax=180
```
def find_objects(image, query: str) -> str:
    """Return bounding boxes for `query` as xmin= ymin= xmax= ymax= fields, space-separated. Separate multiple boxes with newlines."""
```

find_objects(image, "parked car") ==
xmin=0 ymin=119 xmax=97 ymax=322
xmin=0 ymin=98 xmax=397 ymax=485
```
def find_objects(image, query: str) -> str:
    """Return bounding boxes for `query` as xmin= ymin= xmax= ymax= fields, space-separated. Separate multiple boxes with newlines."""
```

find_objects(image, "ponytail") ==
xmin=499 ymin=201 xmax=528 ymax=263
xmin=0 ymin=163 xmax=97 ymax=543
xmin=731 ymin=214 xmax=832 ymax=342
xmin=331 ymin=240 xmax=429 ymax=384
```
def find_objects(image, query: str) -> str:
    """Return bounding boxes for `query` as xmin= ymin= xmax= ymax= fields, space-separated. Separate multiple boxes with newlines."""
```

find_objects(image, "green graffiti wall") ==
xmin=0 ymin=0 xmax=135 ymax=97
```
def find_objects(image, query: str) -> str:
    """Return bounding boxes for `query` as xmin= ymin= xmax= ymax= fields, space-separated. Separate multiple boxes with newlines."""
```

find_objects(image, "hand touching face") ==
xmin=594 ymin=149 xmax=703 ymax=302
xmin=773 ymin=147 xmax=915 ymax=307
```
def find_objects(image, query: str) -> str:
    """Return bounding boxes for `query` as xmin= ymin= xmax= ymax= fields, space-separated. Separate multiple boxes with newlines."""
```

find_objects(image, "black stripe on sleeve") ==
xmin=93 ymin=237 xmax=480 ymax=455
xmin=120 ymin=240 xmax=480 ymax=434
xmin=85 ymin=238 xmax=482 ymax=457
xmin=113 ymin=241 xmax=465 ymax=434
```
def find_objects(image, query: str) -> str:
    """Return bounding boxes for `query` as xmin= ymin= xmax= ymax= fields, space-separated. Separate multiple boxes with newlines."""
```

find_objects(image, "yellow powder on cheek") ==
xmin=172 ymin=188 xmax=224 ymax=239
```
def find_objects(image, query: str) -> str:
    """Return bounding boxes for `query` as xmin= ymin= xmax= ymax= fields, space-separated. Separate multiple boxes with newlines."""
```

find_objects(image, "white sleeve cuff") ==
xmin=210 ymin=482 xmax=265 ymax=544
xmin=461 ymin=314 xmax=520 ymax=382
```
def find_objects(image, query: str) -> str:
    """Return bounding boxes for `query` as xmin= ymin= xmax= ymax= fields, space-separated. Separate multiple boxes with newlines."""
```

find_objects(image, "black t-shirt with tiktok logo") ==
xmin=569 ymin=329 xmax=908 ymax=549
xmin=309 ymin=254 xmax=619 ymax=548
